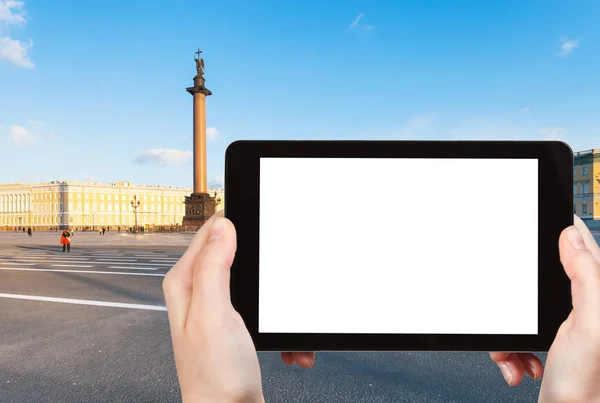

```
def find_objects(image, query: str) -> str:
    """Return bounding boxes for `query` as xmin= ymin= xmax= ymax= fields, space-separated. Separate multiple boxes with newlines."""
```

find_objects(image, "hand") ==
xmin=163 ymin=212 xmax=264 ymax=403
xmin=491 ymin=215 xmax=600 ymax=402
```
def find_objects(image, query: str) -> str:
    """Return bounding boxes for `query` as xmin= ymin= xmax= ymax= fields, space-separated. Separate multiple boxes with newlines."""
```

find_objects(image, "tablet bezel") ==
xmin=225 ymin=140 xmax=573 ymax=352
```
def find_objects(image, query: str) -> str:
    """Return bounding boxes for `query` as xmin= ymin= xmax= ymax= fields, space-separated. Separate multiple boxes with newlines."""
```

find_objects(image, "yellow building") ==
xmin=0 ymin=180 xmax=224 ymax=231
xmin=574 ymin=149 xmax=600 ymax=221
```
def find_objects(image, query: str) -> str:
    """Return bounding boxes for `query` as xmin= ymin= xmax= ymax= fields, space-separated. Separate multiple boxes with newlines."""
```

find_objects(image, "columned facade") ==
xmin=0 ymin=180 xmax=223 ymax=231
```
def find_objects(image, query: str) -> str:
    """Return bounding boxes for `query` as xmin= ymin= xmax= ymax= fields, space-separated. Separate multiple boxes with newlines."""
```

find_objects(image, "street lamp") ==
xmin=131 ymin=195 xmax=141 ymax=233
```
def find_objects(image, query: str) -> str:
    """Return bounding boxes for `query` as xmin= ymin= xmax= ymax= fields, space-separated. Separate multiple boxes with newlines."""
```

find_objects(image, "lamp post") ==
xmin=131 ymin=195 xmax=141 ymax=233
xmin=92 ymin=212 xmax=95 ymax=231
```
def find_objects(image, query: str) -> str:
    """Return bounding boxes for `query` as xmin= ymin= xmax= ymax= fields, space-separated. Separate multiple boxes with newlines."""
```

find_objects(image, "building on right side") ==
xmin=573 ymin=148 xmax=600 ymax=224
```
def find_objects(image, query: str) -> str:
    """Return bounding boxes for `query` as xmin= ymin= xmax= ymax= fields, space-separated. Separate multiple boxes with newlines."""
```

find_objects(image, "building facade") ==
xmin=0 ymin=180 xmax=224 ymax=231
xmin=573 ymin=149 xmax=600 ymax=221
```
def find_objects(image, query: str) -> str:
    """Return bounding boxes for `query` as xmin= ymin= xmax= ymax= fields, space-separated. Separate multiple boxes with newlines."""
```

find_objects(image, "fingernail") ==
xmin=567 ymin=226 xmax=587 ymax=250
xmin=499 ymin=363 xmax=513 ymax=385
xmin=208 ymin=218 xmax=226 ymax=242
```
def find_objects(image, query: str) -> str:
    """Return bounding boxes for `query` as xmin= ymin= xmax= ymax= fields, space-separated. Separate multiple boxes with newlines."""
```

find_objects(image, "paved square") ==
xmin=2 ymin=230 xmax=598 ymax=402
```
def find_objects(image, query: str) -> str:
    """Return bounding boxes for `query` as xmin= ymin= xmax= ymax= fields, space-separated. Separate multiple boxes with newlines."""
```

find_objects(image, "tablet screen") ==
xmin=259 ymin=158 xmax=538 ymax=335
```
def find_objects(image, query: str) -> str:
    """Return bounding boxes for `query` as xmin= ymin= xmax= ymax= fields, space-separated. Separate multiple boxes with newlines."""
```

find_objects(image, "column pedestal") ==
xmin=182 ymin=192 xmax=217 ymax=230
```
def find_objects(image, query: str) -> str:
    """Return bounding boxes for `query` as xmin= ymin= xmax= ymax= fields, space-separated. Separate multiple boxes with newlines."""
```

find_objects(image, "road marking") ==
xmin=0 ymin=257 xmax=91 ymax=261
xmin=51 ymin=264 xmax=93 ymax=268
xmin=134 ymin=254 xmax=168 ymax=257
xmin=95 ymin=261 xmax=172 ymax=267
xmin=0 ymin=268 xmax=165 ymax=277
xmin=0 ymin=262 xmax=35 ymax=266
xmin=149 ymin=259 xmax=179 ymax=262
xmin=96 ymin=258 xmax=137 ymax=262
xmin=0 ymin=293 xmax=167 ymax=311
xmin=107 ymin=266 xmax=160 ymax=271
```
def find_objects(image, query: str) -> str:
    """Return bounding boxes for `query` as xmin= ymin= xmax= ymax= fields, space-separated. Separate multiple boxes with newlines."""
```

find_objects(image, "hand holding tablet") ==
xmin=162 ymin=206 xmax=600 ymax=402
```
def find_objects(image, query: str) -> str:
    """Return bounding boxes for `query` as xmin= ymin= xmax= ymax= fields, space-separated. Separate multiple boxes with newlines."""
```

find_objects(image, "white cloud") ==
xmin=520 ymin=107 xmax=531 ymax=113
xmin=208 ymin=173 xmax=224 ymax=189
xmin=349 ymin=13 xmax=363 ymax=29
xmin=0 ymin=35 xmax=33 ymax=68
xmin=0 ymin=0 xmax=26 ymax=26
xmin=207 ymin=127 xmax=221 ymax=141
xmin=134 ymin=149 xmax=192 ymax=166
xmin=539 ymin=127 xmax=565 ymax=140
xmin=10 ymin=124 xmax=33 ymax=146
xmin=0 ymin=1 xmax=33 ymax=68
xmin=349 ymin=13 xmax=372 ymax=31
xmin=558 ymin=37 xmax=579 ymax=57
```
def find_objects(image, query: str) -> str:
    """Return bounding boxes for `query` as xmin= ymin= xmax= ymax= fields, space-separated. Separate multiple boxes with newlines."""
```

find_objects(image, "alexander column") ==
xmin=182 ymin=49 xmax=217 ymax=229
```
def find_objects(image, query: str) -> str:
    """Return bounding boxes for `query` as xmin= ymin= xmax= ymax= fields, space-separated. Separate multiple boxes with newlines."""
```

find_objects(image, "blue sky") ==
xmin=0 ymin=0 xmax=599 ymax=188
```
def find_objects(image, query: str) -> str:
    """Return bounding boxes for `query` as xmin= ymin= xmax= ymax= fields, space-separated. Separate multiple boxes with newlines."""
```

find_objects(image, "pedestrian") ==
xmin=60 ymin=230 xmax=71 ymax=252
xmin=27 ymin=227 xmax=32 ymax=237
xmin=102 ymin=227 xmax=105 ymax=235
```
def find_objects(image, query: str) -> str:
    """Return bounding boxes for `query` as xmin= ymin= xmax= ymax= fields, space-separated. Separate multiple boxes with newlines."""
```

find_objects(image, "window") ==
xmin=143 ymin=195 xmax=147 ymax=201
xmin=84 ymin=202 xmax=90 ymax=211
xmin=582 ymin=167 xmax=589 ymax=175
xmin=582 ymin=203 xmax=588 ymax=214
xmin=107 ymin=203 xmax=112 ymax=212
xmin=582 ymin=181 xmax=589 ymax=194
xmin=85 ymin=194 xmax=89 ymax=200
xmin=68 ymin=193 xmax=72 ymax=199
xmin=100 ymin=194 xmax=104 ymax=200
xmin=151 ymin=196 xmax=155 ymax=202
xmin=108 ymin=194 xmax=112 ymax=201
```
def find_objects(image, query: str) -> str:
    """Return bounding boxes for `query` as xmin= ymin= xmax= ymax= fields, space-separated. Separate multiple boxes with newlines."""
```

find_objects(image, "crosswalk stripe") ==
xmin=51 ymin=264 xmax=93 ymax=268
xmin=0 ymin=262 xmax=35 ymax=266
xmin=95 ymin=261 xmax=173 ymax=267
xmin=0 ymin=268 xmax=166 ymax=277
xmin=107 ymin=266 xmax=160 ymax=271
xmin=0 ymin=292 xmax=167 ymax=310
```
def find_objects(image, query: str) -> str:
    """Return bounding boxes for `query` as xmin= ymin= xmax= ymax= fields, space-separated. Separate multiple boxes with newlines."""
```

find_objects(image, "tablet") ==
xmin=225 ymin=140 xmax=573 ymax=352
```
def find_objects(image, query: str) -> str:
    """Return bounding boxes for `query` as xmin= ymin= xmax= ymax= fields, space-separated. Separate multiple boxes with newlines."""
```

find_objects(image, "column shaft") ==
xmin=193 ymin=93 xmax=208 ymax=193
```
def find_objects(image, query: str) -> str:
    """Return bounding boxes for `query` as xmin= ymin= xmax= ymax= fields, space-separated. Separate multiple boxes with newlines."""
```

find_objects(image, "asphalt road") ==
xmin=1 ymin=231 xmax=599 ymax=402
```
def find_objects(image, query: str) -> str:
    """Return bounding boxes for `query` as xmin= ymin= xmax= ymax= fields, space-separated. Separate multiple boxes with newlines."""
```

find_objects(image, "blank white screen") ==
xmin=259 ymin=158 xmax=538 ymax=334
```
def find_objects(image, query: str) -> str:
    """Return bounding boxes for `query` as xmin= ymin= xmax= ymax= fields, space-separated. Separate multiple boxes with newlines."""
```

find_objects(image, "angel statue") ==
xmin=194 ymin=49 xmax=205 ymax=77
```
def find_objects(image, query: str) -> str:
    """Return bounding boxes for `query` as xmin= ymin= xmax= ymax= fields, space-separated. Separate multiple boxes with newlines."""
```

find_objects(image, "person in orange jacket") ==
xmin=60 ymin=230 xmax=71 ymax=252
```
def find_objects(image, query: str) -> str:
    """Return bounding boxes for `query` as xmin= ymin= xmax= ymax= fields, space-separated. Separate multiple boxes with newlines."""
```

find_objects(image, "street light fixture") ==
xmin=131 ymin=195 xmax=141 ymax=233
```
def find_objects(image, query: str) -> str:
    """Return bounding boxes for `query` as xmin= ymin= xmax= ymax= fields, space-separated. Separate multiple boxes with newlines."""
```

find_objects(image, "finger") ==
xmin=281 ymin=352 xmax=294 ymax=366
xmin=517 ymin=353 xmax=544 ymax=380
xmin=490 ymin=352 xmax=526 ymax=386
xmin=489 ymin=352 xmax=511 ymax=362
xmin=574 ymin=215 xmax=600 ymax=262
xmin=280 ymin=352 xmax=315 ymax=368
xmin=162 ymin=211 xmax=224 ymax=332
xmin=188 ymin=216 xmax=237 ymax=323
xmin=559 ymin=225 xmax=600 ymax=320
xmin=292 ymin=352 xmax=315 ymax=368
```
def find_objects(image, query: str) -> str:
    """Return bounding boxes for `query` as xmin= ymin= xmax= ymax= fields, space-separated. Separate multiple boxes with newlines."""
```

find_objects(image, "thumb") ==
xmin=189 ymin=216 xmax=237 ymax=315
xmin=559 ymin=225 xmax=600 ymax=320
